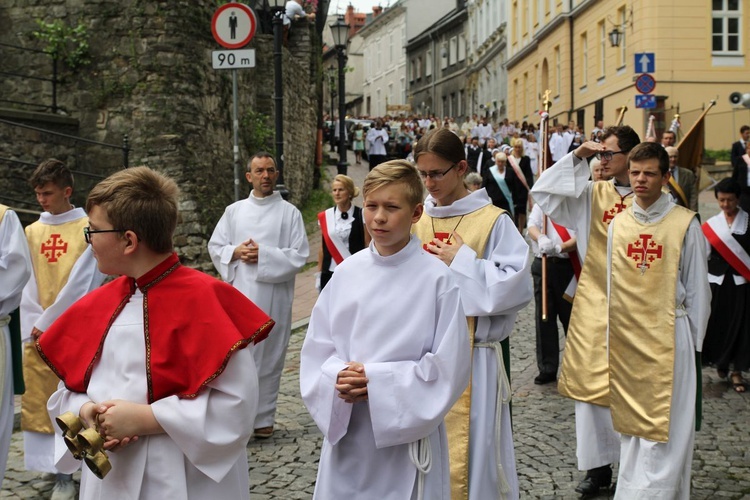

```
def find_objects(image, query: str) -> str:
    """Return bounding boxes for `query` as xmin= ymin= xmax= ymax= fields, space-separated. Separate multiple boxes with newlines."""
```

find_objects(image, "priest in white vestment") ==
xmin=0 ymin=206 xmax=31 ymax=483
xmin=208 ymin=153 xmax=309 ymax=438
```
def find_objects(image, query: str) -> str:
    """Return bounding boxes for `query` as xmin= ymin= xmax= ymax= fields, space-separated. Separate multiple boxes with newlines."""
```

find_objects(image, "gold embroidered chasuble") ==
xmin=22 ymin=216 xmax=89 ymax=433
xmin=0 ymin=205 xmax=7 ymax=224
xmin=608 ymin=204 xmax=695 ymax=442
xmin=557 ymin=181 xmax=633 ymax=406
xmin=413 ymin=203 xmax=502 ymax=500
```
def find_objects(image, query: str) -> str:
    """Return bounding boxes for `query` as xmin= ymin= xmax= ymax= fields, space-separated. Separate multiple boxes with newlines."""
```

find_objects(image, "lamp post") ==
xmin=328 ymin=65 xmax=337 ymax=152
xmin=330 ymin=16 xmax=351 ymax=175
xmin=608 ymin=27 xmax=623 ymax=48
xmin=267 ymin=0 xmax=288 ymax=197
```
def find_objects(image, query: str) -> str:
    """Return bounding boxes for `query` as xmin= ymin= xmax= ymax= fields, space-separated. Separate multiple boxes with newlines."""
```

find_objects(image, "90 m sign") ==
xmin=212 ymin=49 xmax=256 ymax=70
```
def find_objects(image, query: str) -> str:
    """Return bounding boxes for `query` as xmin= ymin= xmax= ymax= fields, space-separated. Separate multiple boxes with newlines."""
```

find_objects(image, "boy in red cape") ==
xmin=37 ymin=166 xmax=274 ymax=499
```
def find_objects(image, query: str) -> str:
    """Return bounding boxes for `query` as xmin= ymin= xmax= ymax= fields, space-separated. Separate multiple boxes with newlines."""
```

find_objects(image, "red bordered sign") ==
xmin=212 ymin=3 xmax=257 ymax=49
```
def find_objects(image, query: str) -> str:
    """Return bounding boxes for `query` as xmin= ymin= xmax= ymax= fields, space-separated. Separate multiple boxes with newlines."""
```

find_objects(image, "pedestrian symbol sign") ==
xmin=212 ymin=3 xmax=257 ymax=49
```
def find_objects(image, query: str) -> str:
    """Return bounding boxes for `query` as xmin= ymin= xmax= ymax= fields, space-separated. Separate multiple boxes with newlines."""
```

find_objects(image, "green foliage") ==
xmin=32 ymin=19 xmax=91 ymax=69
xmin=240 ymin=110 xmax=274 ymax=155
xmin=705 ymin=149 xmax=732 ymax=162
xmin=300 ymin=187 xmax=333 ymax=226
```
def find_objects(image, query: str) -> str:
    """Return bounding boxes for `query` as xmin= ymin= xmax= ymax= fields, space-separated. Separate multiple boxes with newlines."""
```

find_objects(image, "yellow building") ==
xmin=506 ymin=0 xmax=750 ymax=150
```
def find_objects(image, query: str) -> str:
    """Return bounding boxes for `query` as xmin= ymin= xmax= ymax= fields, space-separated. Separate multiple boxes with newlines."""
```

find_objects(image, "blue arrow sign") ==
xmin=635 ymin=53 xmax=655 ymax=73
xmin=635 ymin=95 xmax=657 ymax=109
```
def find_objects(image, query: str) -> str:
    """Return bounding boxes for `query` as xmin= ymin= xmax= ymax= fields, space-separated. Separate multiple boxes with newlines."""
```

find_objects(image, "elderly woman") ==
xmin=482 ymin=151 xmax=521 ymax=218
xmin=702 ymin=178 xmax=750 ymax=392
xmin=316 ymin=175 xmax=369 ymax=290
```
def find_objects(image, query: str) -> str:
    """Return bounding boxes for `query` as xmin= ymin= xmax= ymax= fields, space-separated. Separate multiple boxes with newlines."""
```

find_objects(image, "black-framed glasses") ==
xmin=84 ymin=226 xmax=124 ymax=244
xmin=417 ymin=163 xmax=457 ymax=181
xmin=595 ymin=150 xmax=629 ymax=161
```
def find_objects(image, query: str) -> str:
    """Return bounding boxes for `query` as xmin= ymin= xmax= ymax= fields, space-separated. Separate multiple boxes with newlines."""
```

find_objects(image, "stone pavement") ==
xmin=3 ymin=153 xmax=749 ymax=498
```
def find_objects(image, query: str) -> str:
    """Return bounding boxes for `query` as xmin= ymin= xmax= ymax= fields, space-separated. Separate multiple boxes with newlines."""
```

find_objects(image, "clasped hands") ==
xmin=81 ymin=400 xmax=160 ymax=452
xmin=336 ymin=362 xmax=368 ymax=403
xmin=233 ymin=238 xmax=260 ymax=264
xmin=425 ymin=231 xmax=464 ymax=266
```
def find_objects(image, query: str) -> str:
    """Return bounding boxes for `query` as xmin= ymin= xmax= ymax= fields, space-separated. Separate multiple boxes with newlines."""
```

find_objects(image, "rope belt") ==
xmin=408 ymin=436 xmax=432 ymax=500
xmin=0 ymin=316 xmax=10 ymax=328
xmin=675 ymin=303 xmax=687 ymax=318
xmin=475 ymin=340 xmax=512 ymax=496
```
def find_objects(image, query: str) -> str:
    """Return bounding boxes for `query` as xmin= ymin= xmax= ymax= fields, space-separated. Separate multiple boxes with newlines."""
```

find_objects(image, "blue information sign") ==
xmin=635 ymin=95 xmax=657 ymax=109
xmin=634 ymin=53 xmax=655 ymax=73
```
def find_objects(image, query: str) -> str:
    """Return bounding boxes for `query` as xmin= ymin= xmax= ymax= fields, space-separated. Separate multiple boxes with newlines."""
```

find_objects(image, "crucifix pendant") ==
xmin=639 ymin=261 xmax=648 ymax=276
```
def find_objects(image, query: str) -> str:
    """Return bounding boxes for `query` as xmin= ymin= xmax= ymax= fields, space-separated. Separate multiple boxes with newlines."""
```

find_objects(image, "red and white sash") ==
xmin=318 ymin=208 xmax=352 ymax=265
xmin=550 ymin=220 xmax=582 ymax=301
xmin=702 ymin=214 xmax=750 ymax=281
xmin=506 ymin=155 xmax=530 ymax=192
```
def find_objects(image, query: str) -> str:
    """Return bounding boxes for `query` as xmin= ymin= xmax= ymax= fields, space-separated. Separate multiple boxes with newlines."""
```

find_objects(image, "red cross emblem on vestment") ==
xmin=41 ymin=234 xmax=68 ymax=263
xmin=423 ymin=232 xmax=452 ymax=254
xmin=602 ymin=202 xmax=628 ymax=224
xmin=626 ymin=234 xmax=663 ymax=274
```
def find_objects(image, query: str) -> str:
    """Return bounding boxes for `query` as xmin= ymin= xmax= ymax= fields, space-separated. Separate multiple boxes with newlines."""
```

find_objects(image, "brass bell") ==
xmin=54 ymin=412 xmax=112 ymax=479
xmin=84 ymin=451 xmax=112 ymax=479
xmin=55 ymin=412 xmax=86 ymax=459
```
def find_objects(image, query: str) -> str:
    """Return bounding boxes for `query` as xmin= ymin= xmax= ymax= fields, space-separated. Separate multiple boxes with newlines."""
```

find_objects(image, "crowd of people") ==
xmin=0 ymin=117 xmax=747 ymax=499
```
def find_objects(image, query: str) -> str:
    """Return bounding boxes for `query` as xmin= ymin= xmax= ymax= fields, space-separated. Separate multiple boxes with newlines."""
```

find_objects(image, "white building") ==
xmin=359 ymin=1 xmax=408 ymax=117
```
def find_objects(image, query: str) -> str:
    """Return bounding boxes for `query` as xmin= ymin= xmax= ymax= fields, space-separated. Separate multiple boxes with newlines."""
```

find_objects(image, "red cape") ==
xmin=37 ymin=253 xmax=274 ymax=403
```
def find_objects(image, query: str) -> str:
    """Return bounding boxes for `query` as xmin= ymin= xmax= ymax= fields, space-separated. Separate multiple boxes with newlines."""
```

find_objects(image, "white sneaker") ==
xmin=50 ymin=478 xmax=77 ymax=500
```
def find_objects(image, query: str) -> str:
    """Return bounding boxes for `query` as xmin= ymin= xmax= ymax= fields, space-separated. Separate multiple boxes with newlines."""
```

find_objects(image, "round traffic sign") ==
xmin=212 ymin=3 xmax=257 ymax=49
xmin=635 ymin=73 xmax=656 ymax=95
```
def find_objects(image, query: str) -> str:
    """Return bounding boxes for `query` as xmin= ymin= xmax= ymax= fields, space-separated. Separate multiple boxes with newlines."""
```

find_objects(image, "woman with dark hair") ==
xmin=411 ymin=127 xmax=532 ymax=500
xmin=316 ymin=175 xmax=369 ymax=290
xmin=702 ymin=177 xmax=750 ymax=392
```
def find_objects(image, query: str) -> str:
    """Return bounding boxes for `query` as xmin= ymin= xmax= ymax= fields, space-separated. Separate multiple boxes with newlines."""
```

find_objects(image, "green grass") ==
xmin=705 ymin=149 xmax=731 ymax=162
xmin=300 ymin=188 xmax=333 ymax=226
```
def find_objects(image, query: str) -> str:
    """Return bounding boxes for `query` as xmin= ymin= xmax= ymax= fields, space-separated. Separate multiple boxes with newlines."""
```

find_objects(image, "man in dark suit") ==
xmin=731 ymin=125 xmax=750 ymax=170
xmin=665 ymin=146 xmax=698 ymax=212
xmin=731 ymin=125 xmax=750 ymax=212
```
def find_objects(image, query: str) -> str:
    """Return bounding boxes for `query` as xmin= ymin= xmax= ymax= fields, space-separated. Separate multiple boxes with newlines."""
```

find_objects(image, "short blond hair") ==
xmin=510 ymin=138 xmax=524 ymax=148
xmin=332 ymin=174 xmax=360 ymax=199
xmin=363 ymin=160 xmax=424 ymax=207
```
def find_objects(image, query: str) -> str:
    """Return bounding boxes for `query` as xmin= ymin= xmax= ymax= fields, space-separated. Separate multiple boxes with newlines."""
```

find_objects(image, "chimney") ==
xmin=372 ymin=6 xmax=383 ymax=16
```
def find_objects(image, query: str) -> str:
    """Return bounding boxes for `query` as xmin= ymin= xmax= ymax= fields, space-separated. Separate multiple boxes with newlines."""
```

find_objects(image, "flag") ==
xmin=677 ymin=101 xmax=716 ymax=191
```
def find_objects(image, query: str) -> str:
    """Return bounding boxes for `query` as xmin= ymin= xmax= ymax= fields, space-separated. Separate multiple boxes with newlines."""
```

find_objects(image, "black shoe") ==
xmin=575 ymin=465 xmax=612 ymax=495
xmin=534 ymin=372 xmax=557 ymax=385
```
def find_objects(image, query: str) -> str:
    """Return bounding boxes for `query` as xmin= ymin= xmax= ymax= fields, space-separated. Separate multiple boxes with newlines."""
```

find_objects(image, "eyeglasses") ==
xmin=595 ymin=150 xmax=629 ymax=161
xmin=417 ymin=163 xmax=457 ymax=181
xmin=84 ymin=226 xmax=124 ymax=244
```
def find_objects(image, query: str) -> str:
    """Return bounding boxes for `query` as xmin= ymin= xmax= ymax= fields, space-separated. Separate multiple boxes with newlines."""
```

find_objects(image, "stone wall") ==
xmin=0 ymin=1 xmax=320 ymax=271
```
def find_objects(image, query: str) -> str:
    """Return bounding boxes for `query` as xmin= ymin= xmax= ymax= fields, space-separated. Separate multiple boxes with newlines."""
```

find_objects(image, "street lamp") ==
xmin=267 ymin=0 xmax=288 ymax=197
xmin=328 ymin=65 xmax=337 ymax=151
xmin=608 ymin=27 xmax=623 ymax=48
xmin=330 ymin=15 xmax=351 ymax=175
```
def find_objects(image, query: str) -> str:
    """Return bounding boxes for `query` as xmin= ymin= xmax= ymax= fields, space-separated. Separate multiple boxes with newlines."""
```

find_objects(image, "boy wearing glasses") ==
xmin=301 ymin=161 xmax=470 ymax=499
xmin=39 ymin=166 xmax=274 ymax=499
xmin=20 ymin=159 xmax=104 ymax=499
xmin=530 ymin=125 xmax=640 ymax=495
xmin=412 ymin=128 xmax=532 ymax=500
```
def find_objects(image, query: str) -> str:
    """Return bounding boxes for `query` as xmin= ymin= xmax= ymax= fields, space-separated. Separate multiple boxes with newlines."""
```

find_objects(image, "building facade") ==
xmin=505 ymin=0 xmax=750 ymax=149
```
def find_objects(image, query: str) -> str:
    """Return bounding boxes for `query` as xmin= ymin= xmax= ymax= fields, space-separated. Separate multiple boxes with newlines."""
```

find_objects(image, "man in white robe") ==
xmin=412 ymin=129 xmax=532 ymax=500
xmin=208 ymin=152 xmax=309 ymax=439
xmin=606 ymin=143 xmax=709 ymax=498
xmin=21 ymin=159 xmax=104 ymax=499
xmin=530 ymin=126 xmax=641 ymax=494
xmin=0 ymin=205 xmax=31 ymax=483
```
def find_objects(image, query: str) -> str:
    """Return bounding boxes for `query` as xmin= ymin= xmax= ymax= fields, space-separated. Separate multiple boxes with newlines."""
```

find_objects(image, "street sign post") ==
xmin=212 ymin=49 xmax=256 ymax=69
xmin=635 ymin=73 xmax=656 ymax=94
xmin=634 ymin=52 xmax=655 ymax=73
xmin=212 ymin=3 xmax=257 ymax=49
xmin=635 ymin=95 xmax=657 ymax=109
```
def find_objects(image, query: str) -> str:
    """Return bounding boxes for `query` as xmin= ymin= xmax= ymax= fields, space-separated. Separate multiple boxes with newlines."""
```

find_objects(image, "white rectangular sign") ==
xmin=212 ymin=49 xmax=255 ymax=69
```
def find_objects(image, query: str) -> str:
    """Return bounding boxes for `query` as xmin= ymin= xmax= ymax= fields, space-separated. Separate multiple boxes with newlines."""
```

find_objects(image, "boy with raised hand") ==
xmin=606 ymin=142 xmax=709 ymax=498
xmin=38 ymin=166 xmax=274 ymax=499
xmin=300 ymin=160 xmax=471 ymax=499
xmin=21 ymin=159 xmax=104 ymax=499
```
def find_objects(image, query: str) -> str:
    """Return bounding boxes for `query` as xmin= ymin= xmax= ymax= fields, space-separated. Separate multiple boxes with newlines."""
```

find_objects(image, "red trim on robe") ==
xmin=37 ymin=253 xmax=275 ymax=403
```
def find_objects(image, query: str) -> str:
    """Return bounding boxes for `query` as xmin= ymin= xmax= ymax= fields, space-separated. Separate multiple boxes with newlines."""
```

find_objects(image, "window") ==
xmin=458 ymin=36 xmax=466 ymax=62
xmin=389 ymin=32 xmax=394 ymax=64
xmin=410 ymin=58 xmax=416 ymax=81
xmin=441 ymin=43 xmax=448 ymax=70
xmin=459 ymin=90 xmax=464 ymax=117
xmin=388 ymin=83 xmax=393 ymax=107
xmin=523 ymin=72 xmax=529 ymax=117
xmin=599 ymin=21 xmax=606 ymax=77
xmin=554 ymin=45 xmax=561 ymax=96
xmin=712 ymin=0 xmax=742 ymax=53
xmin=450 ymin=36 xmax=458 ymax=65
xmin=417 ymin=56 xmax=422 ymax=79
xmin=617 ymin=6 xmax=626 ymax=67
xmin=580 ymin=32 xmax=588 ymax=87
xmin=426 ymin=50 xmax=433 ymax=77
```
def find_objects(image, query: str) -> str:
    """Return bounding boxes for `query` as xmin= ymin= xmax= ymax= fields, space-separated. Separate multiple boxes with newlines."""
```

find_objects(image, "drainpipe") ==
xmin=568 ymin=0 xmax=574 ymax=123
